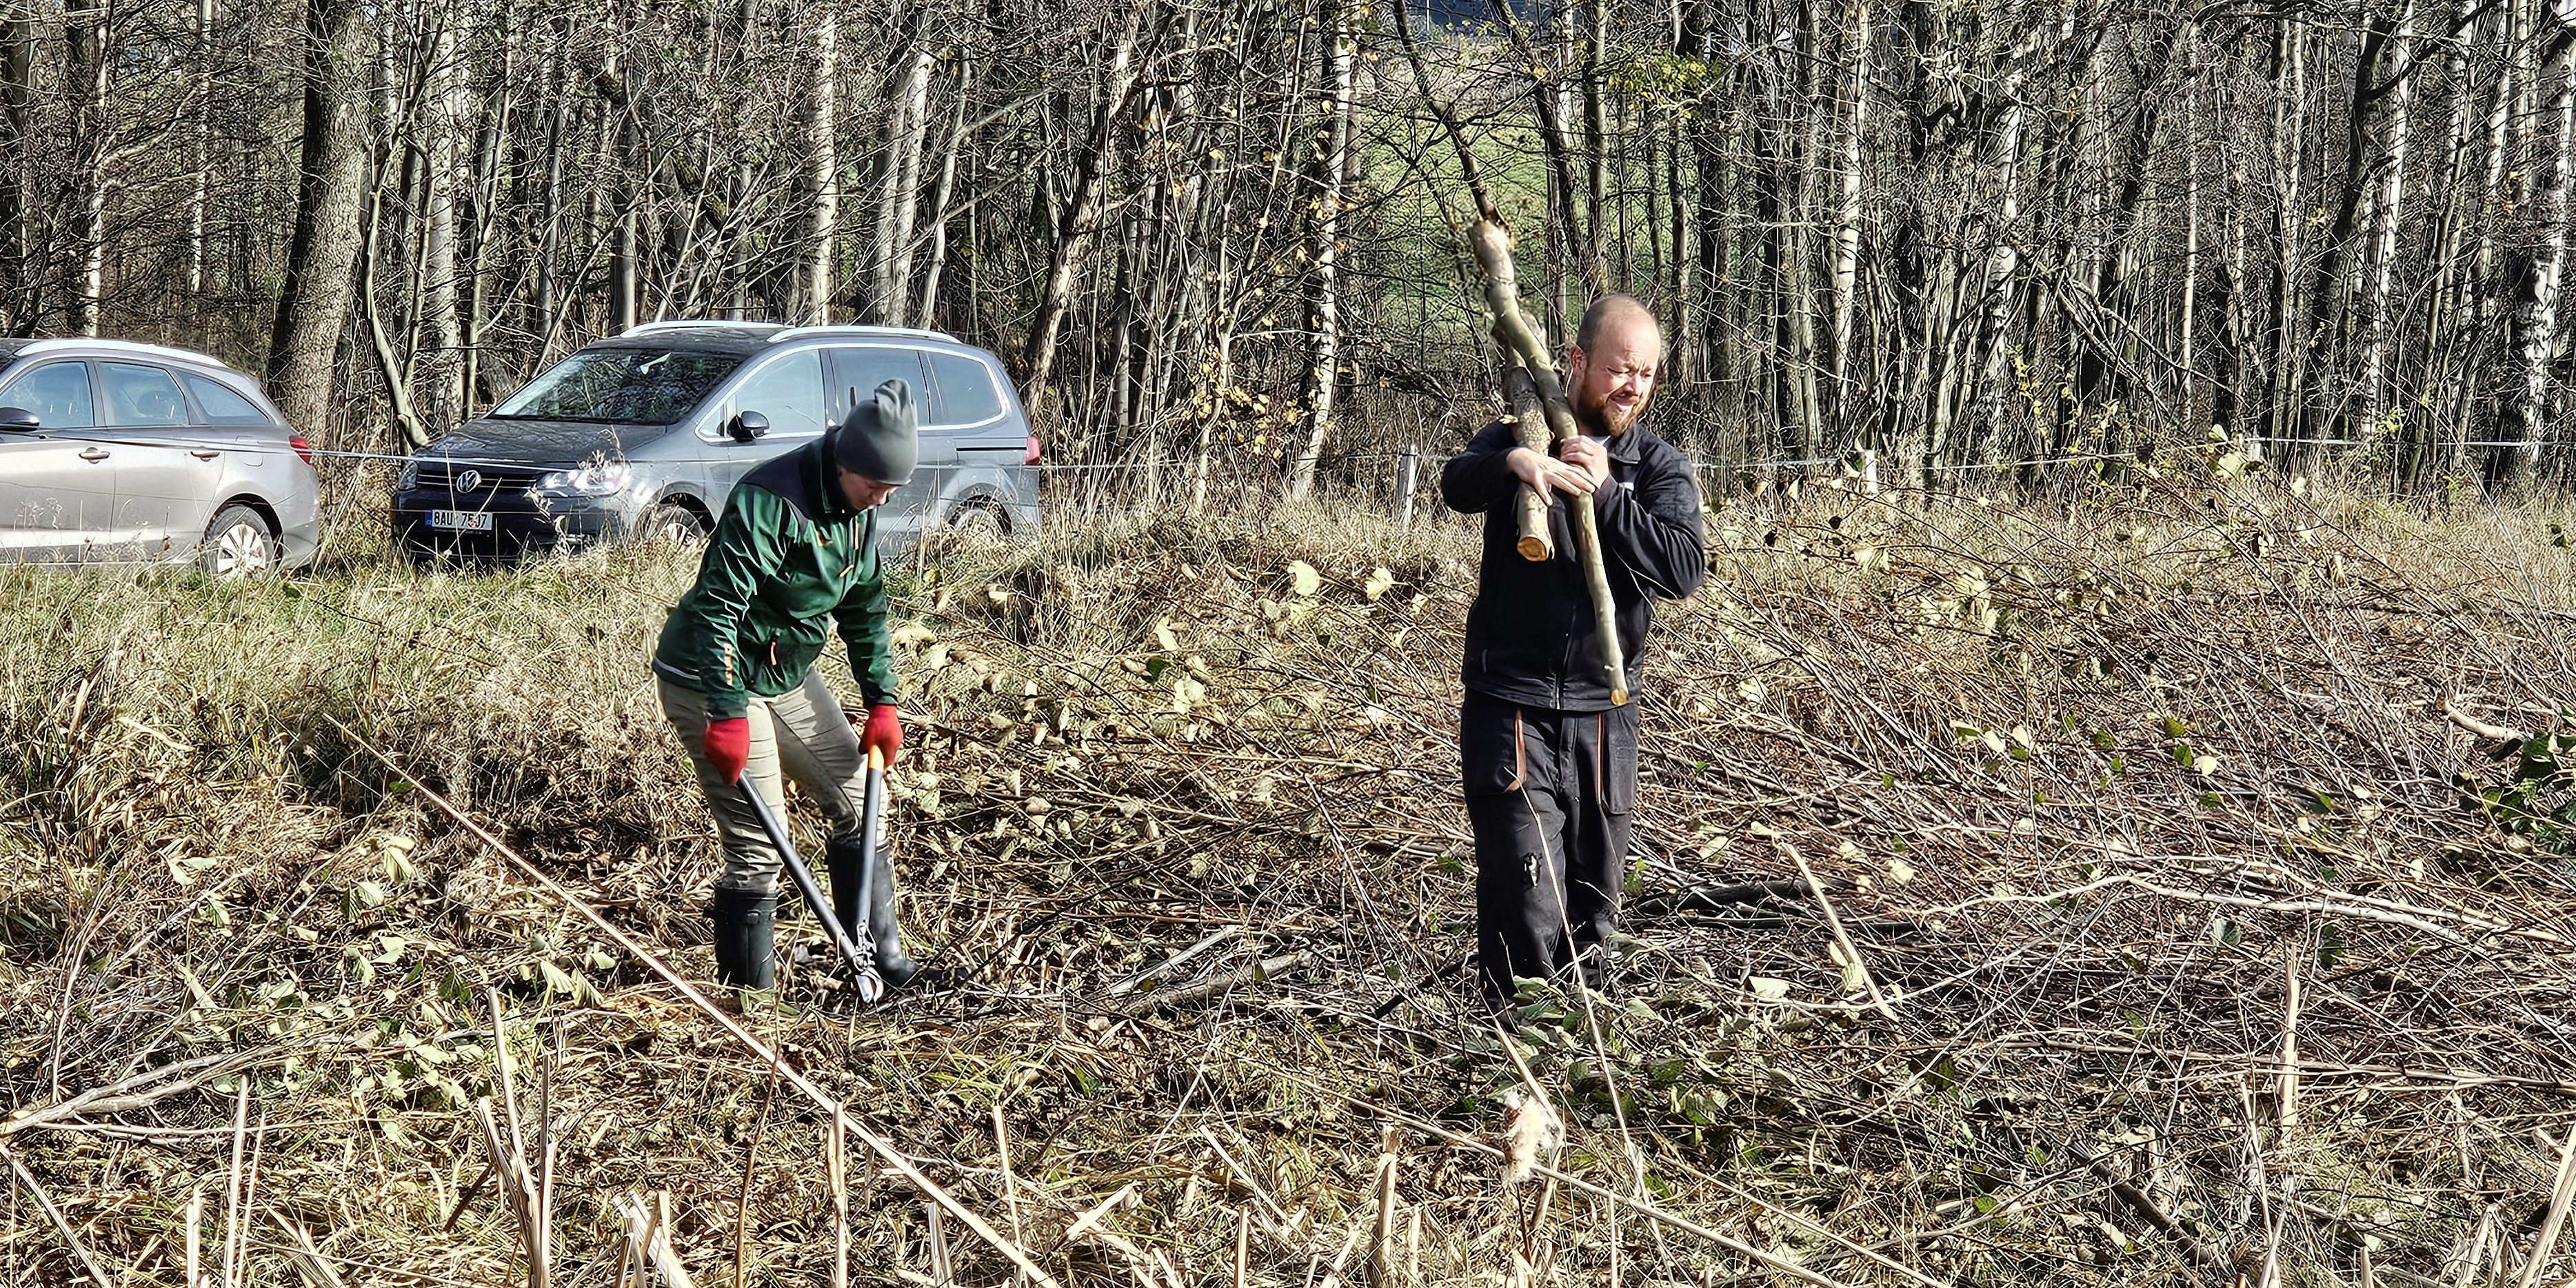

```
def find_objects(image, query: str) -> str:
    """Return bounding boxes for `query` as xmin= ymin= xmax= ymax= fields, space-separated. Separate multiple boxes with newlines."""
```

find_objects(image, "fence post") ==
xmin=1393 ymin=445 xmax=1420 ymax=530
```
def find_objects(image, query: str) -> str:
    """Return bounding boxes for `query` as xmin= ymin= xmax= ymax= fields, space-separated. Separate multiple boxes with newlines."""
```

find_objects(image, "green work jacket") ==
xmin=652 ymin=439 xmax=896 ymax=720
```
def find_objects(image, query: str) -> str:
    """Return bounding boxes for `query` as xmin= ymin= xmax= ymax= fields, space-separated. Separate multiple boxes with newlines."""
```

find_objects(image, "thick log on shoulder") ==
xmin=1467 ymin=216 xmax=1629 ymax=705
xmin=1502 ymin=364 xmax=1552 ymax=562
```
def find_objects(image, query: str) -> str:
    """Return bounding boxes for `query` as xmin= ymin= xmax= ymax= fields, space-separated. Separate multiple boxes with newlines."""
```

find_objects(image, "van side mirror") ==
xmin=0 ymin=407 xmax=37 ymax=432
xmin=725 ymin=410 xmax=769 ymax=443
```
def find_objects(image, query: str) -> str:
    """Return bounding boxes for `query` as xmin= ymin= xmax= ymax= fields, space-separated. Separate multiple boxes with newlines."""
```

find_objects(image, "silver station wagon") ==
xmin=393 ymin=323 xmax=1042 ymax=563
xmin=0 ymin=338 xmax=321 ymax=574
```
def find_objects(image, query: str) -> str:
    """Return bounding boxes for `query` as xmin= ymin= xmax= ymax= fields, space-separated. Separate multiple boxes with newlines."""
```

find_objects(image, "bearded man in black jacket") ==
xmin=1440 ymin=295 xmax=1707 ymax=1012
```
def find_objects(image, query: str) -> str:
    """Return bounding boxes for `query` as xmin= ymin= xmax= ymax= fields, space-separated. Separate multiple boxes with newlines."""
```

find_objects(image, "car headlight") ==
xmin=536 ymin=463 xmax=634 ymax=496
xmin=397 ymin=459 xmax=422 ymax=490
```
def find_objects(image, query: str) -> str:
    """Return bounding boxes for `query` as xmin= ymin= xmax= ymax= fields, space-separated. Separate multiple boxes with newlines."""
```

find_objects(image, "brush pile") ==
xmin=5 ymin=447 xmax=2576 ymax=1286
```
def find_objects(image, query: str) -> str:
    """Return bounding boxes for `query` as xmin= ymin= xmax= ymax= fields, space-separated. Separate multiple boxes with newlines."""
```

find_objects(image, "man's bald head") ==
xmin=1567 ymin=295 xmax=1663 ymax=436
xmin=1574 ymin=294 xmax=1663 ymax=355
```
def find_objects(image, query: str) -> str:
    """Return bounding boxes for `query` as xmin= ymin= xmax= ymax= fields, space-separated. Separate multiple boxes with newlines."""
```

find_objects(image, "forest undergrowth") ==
xmin=6 ymin=443 xmax=2576 ymax=1287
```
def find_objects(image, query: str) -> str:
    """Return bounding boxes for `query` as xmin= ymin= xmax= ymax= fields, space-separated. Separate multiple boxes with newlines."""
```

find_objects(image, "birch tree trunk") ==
xmin=1283 ymin=0 xmax=1353 ymax=502
xmin=803 ymin=6 xmax=838 ymax=325
xmin=2361 ymin=0 xmax=2417 ymax=439
xmin=2267 ymin=19 xmax=2308 ymax=443
xmin=2179 ymin=25 xmax=2200 ymax=423
xmin=186 ymin=0 xmax=212 ymax=314
xmin=882 ymin=34 xmax=934 ymax=323
xmin=2504 ymin=12 xmax=2576 ymax=478
xmin=70 ymin=0 xmax=106 ymax=336
xmin=1831 ymin=0 xmax=1869 ymax=429
xmin=1971 ymin=37 xmax=2031 ymax=464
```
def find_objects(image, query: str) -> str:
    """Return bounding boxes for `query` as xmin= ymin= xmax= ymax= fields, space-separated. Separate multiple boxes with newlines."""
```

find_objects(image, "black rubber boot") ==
xmin=823 ymin=834 xmax=865 ymax=944
xmin=825 ymin=831 xmax=920 ymax=987
xmin=864 ymin=837 xmax=919 ymax=987
xmin=708 ymin=889 xmax=778 ymax=990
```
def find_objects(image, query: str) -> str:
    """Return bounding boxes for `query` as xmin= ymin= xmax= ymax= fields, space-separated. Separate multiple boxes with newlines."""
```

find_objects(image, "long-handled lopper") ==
xmin=739 ymin=779 xmax=884 ymax=1004
xmin=853 ymin=745 xmax=887 ymax=954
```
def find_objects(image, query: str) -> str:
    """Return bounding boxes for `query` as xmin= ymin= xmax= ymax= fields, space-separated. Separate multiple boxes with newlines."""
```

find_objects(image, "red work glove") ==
xmin=703 ymin=717 xmax=750 ymax=783
xmin=861 ymin=704 xmax=903 ymax=767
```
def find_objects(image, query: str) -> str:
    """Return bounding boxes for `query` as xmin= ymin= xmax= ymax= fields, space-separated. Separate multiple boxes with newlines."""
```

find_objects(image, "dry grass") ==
xmin=6 ymin=449 xmax=2576 ymax=1287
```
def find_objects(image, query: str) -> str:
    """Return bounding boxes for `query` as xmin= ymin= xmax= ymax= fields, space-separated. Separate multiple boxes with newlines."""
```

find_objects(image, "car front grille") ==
xmin=425 ymin=462 xmax=548 ymax=498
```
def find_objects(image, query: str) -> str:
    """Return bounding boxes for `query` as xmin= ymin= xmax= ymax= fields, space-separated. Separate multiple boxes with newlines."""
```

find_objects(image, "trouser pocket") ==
xmin=1458 ymin=692 xmax=1528 ymax=797
xmin=1596 ymin=705 xmax=1638 ymax=814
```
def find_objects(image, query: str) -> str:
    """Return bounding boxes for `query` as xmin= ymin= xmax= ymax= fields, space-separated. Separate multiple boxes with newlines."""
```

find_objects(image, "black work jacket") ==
xmin=1440 ymin=420 xmax=1706 ymax=712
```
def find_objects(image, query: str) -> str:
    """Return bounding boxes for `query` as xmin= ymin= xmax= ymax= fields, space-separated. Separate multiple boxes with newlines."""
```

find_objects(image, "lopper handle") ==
xmin=738 ymin=781 xmax=881 ymax=1003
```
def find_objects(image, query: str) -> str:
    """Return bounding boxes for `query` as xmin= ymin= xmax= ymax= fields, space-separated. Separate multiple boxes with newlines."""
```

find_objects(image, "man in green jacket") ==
xmin=653 ymin=379 xmax=920 ymax=992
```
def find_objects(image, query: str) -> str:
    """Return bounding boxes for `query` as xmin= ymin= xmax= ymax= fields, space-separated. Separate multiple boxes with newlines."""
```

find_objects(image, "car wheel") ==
xmin=942 ymin=499 xmax=1009 ymax=547
xmin=643 ymin=502 xmax=708 ymax=544
xmin=202 ymin=503 xmax=279 ymax=576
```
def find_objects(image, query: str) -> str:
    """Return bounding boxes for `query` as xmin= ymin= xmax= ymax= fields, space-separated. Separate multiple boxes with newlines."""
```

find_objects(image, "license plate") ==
xmin=427 ymin=510 xmax=494 ymax=532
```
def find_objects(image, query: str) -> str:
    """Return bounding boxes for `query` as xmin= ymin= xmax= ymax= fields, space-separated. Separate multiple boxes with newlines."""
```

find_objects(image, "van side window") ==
xmin=927 ymin=352 xmax=1006 ymax=427
xmin=0 ymin=362 xmax=92 ymax=428
xmin=730 ymin=350 xmax=827 ymax=436
xmin=183 ymin=374 xmax=270 ymax=425
xmin=825 ymin=348 xmax=928 ymax=428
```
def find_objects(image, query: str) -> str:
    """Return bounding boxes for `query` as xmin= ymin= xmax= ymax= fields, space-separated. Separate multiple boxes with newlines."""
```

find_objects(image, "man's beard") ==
xmin=1576 ymin=385 xmax=1642 ymax=436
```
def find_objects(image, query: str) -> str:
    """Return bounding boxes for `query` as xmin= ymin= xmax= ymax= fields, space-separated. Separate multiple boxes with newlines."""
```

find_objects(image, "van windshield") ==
xmin=490 ymin=348 xmax=744 ymax=424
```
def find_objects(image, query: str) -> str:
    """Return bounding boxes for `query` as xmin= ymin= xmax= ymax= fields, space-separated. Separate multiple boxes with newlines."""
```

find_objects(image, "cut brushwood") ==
xmin=1465 ymin=218 xmax=1629 ymax=706
xmin=614 ymin=1191 xmax=694 ymax=1288
xmin=1501 ymin=364 xmax=1553 ymax=561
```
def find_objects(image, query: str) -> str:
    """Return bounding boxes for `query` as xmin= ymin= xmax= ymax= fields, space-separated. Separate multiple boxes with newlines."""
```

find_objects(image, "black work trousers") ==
xmin=1460 ymin=689 xmax=1638 ymax=1008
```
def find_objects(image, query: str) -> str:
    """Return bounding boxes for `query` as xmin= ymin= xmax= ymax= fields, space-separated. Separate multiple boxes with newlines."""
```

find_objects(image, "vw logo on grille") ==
xmin=456 ymin=469 xmax=483 ymax=492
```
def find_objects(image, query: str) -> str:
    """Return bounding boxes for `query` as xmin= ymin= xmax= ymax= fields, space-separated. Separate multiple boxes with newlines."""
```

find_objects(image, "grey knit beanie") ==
xmin=830 ymin=379 xmax=918 ymax=485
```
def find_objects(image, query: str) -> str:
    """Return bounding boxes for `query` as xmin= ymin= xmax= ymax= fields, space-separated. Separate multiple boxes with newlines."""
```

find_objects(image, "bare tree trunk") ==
xmin=2180 ymin=27 xmax=2201 ymax=425
xmin=803 ymin=6 xmax=838 ymax=324
xmin=2421 ymin=0 xmax=2484 ymax=479
xmin=1831 ymin=0 xmax=1869 ymax=436
xmin=69 ymin=0 xmax=106 ymax=335
xmin=2268 ymin=19 xmax=2308 ymax=443
xmin=530 ymin=20 xmax=570 ymax=356
xmin=2362 ymin=0 xmax=2418 ymax=438
xmin=266 ymin=0 xmax=372 ymax=441
xmin=2221 ymin=57 xmax=2255 ymax=440
xmin=1283 ymin=0 xmax=1352 ymax=501
xmin=463 ymin=31 xmax=510 ymax=410
xmin=1971 ymin=37 xmax=2032 ymax=463
xmin=363 ymin=183 xmax=428 ymax=450
xmin=610 ymin=101 xmax=638 ymax=330
xmin=913 ymin=74 xmax=967 ymax=325
xmin=1018 ymin=0 xmax=1150 ymax=421
xmin=185 ymin=0 xmax=212 ymax=322
xmin=0 ymin=1 xmax=30 ymax=328
xmin=2504 ymin=13 xmax=2576 ymax=478
xmin=423 ymin=3 xmax=467 ymax=421
xmin=1581 ymin=0 xmax=1607 ymax=232
xmin=884 ymin=34 xmax=934 ymax=323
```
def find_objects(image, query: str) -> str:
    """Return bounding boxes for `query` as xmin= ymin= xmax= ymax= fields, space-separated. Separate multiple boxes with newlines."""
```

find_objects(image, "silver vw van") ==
xmin=392 ymin=323 xmax=1041 ymax=563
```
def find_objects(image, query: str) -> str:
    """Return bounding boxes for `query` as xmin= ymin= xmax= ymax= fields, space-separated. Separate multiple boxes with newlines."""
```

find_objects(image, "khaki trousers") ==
xmin=658 ymin=671 xmax=868 ymax=896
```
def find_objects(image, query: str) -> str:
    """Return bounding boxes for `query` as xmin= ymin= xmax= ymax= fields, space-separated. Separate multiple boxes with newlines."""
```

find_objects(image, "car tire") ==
xmin=942 ymin=499 xmax=1009 ymax=547
xmin=642 ymin=501 xmax=708 ymax=544
xmin=202 ymin=503 xmax=279 ymax=576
